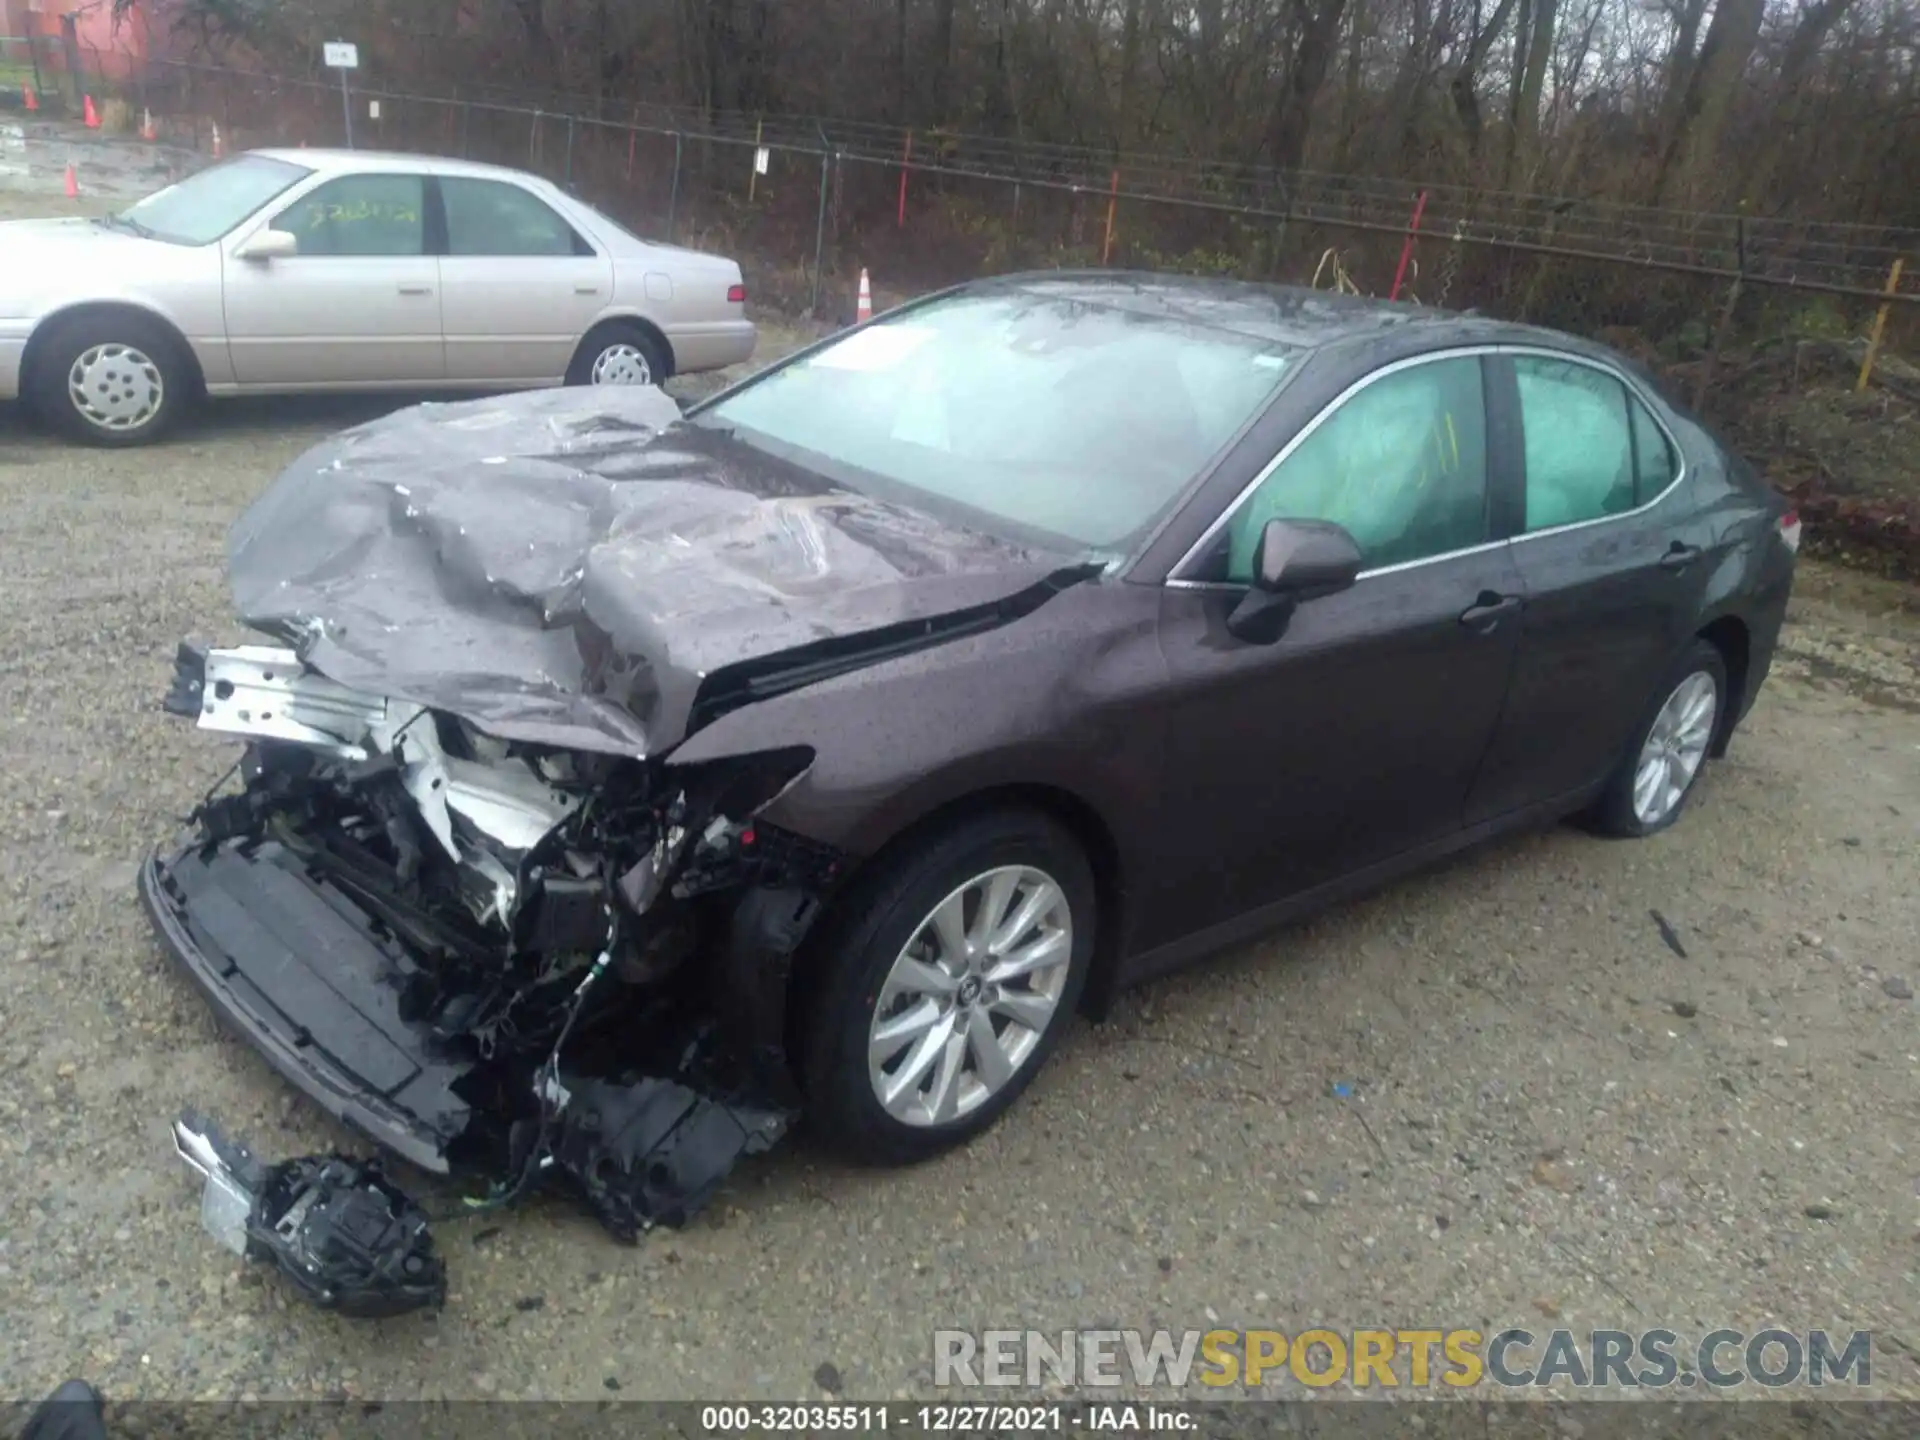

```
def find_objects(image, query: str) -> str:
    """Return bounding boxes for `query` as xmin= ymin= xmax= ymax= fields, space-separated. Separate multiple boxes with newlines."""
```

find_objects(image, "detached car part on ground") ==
xmin=143 ymin=275 xmax=1797 ymax=1317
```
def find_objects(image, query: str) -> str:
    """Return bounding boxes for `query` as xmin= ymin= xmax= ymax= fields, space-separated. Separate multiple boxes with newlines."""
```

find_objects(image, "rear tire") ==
xmin=1585 ymin=638 xmax=1727 ymax=838
xmin=29 ymin=312 xmax=191 ymax=447
xmin=566 ymin=322 xmax=671 ymax=389
xmin=798 ymin=809 xmax=1096 ymax=1166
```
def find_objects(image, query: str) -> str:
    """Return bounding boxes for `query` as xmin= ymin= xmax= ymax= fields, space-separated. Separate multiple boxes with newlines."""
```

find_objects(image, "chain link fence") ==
xmin=8 ymin=51 xmax=1916 ymax=342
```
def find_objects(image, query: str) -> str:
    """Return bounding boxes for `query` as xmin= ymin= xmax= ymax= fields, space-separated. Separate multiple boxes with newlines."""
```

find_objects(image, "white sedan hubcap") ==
xmin=68 ymin=343 xmax=163 ymax=431
xmin=868 ymin=865 xmax=1074 ymax=1126
xmin=590 ymin=343 xmax=652 ymax=386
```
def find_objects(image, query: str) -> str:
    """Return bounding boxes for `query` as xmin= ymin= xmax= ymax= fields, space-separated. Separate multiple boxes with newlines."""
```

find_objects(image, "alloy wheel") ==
xmin=867 ymin=865 xmax=1074 ymax=1127
xmin=1632 ymin=670 xmax=1718 ymax=826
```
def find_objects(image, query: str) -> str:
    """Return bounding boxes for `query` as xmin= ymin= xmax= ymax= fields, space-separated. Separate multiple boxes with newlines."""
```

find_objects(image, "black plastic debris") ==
xmin=548 ymin=1074 xmax=791 ymax=1241
xmin=1649 ymin=908 xmax=1688 ymax=959
xmin=172 ymin=1111 xmax=445 ymax=1319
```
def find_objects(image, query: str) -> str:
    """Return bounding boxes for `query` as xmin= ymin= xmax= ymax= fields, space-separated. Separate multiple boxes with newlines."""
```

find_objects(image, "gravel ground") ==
xmin=3 ymin=181 xmax=1919 ymax=1411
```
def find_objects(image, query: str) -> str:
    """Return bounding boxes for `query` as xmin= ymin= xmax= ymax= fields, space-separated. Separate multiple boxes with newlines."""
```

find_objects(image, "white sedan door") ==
xmin=221 ymin=171 xmax=445 ymax=385
xmin=435 ymin=176 xmax=613 ymax=384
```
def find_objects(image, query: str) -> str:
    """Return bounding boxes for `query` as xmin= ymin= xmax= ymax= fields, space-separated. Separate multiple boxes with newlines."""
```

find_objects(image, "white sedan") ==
xmin=0 ymin=148 xmax=757 ymax=446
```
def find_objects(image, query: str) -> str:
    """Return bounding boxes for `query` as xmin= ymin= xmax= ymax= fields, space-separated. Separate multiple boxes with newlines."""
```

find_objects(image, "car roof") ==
xmin=246 ymin=148 xmax=560 ymax=189
xmin=966 ymin=269 xmax=1589 ymax=358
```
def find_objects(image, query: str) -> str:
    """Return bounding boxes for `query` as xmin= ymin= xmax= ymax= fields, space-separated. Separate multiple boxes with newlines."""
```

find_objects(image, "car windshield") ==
xmin=695 ymin=289 xmax=1298 ymax=553
xmin=111 ymin=155 xmax=312 ymax=246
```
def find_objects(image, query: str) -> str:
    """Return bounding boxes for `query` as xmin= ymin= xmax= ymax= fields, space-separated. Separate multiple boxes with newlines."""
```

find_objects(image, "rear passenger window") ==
xmin=440 ymin=177 xmax=586 ymax=257
xmin=1514 ymin=357 xmax=1635 ymax=530
xmin=1629 ymin=395 xmax=1678 ymax=499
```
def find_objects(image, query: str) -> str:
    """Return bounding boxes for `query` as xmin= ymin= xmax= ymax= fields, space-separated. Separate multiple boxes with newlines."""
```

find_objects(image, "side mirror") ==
xmin=1227 ymin=518 xmax=1364 ymax=644
xmin=234 ymin=228 xmax=298 ymax=262
xmin=1251 ymin=517 xmax=1364 ymax=597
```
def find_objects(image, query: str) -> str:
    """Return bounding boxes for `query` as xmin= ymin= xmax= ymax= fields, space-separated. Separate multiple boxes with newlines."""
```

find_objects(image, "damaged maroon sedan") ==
xmin=142 ymin=274 xmax=1797 ymax=1303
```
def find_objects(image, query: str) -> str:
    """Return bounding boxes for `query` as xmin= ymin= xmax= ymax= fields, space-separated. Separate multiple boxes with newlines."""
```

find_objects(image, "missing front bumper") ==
xmin=143 ymin=835 xmax=799 ymax=1257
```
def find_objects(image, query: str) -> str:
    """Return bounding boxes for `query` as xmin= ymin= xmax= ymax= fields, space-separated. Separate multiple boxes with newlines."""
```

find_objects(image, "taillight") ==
xmin=727 ymin=283 xmax=746 ymax=304
xmin=1778 ymin=507 xmax=1802 ymax=554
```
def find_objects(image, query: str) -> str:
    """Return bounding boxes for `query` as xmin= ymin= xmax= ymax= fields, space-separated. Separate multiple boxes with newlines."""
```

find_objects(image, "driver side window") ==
xmin=1219 ymin=355 xmax=1489 ymax=581
xmin=272 ymin=174 xmax=426 ymax=257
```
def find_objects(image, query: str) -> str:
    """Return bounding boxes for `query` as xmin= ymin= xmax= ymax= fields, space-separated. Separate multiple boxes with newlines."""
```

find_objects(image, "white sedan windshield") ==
xmin=701 ymin=290 xmax=1296 ymax=551
xmin=117 ymin=155 xmax=312 ymax=246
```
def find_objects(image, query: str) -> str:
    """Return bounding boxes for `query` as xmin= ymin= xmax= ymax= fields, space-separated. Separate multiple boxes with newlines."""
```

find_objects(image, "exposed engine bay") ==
xmin=145 ymin=638 xmax=849 ymax=1299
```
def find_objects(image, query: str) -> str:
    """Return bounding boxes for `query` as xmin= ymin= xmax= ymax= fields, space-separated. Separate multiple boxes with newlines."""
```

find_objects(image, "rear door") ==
xmin=1463 ymin=349 xmax=1717 ymax=823
xmin=222 ymin=170 xmax=444 ymax=385
xmin=1150 ymin=351 xmax=1528 ymax=935
xmin=433 ymin=175 xmax=612 ymax=383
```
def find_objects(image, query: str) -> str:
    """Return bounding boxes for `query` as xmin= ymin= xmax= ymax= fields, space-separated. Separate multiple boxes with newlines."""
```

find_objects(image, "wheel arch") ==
xmin=573 ymin=311 xmax=676 ymax=380
xmin=22 ymin=301 xmax=208 ymax=398
xmin=1694 ymin=613 xmax=1750 ymax=758
xmin=782 ymin=779 xmax=1131 ymax=1072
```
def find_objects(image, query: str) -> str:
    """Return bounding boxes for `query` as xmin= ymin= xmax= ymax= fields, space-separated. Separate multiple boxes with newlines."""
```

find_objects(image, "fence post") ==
xmin=564 ymin=114 xmax=575 ymax=186
xmin=667 ymin=131 xmax=682 ymax=242
xmin=460 ymin=101 xmax=471 ymax=157
xmin=898 ymin=130 xmax=912 ymax=228
xmin=1102 ymin=169 xmax=1120 ymax=265
xmin=749 ymin=116 xmax=763 ymax=202
xmin=28 ymin=30 xmax=44 ymax=106
xmin=1391 ymin=190 xmax=1429 ymax=301
xmin=530 ymin=108 xmax=541 ymax=165
xmin=1694 ymin=212 xmax=1747 ymax=414
xmin=811 ymin=146 xmax=832 ymax=317
xmin=1857 ymin=256 xmax=1906 ymax=393
xmin=58 ymin=14 xmax=81 ymax=107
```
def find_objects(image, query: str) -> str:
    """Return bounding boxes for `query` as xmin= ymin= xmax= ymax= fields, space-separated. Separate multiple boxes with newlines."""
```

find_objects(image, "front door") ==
xmin=1151 ymin=352 xmax=1526 ymax=937
xmin=434 ymin=175 xmax=612 ymax=384
xmin=1464 ymin=352 xmax=1718 ymax=823
xmin=221 ymin=171 xmax=444 ymax=385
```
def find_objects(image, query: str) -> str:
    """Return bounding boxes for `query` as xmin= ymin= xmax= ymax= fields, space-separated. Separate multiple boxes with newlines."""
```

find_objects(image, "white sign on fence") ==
xmin=753 ymin=146 xmax=770 ymax=175
xmin=368 ymin=99 xmax=381 ymax=119
xmin=323 ymin=41 xmax=359 ymax=69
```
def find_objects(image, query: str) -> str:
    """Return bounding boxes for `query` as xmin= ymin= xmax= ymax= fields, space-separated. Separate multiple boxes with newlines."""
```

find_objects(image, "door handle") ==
xmin=1459 ymin=592 xmax=1523 ymax=632
xmin=398 ymin=284 xmax=432 ymax=295
xmin=1659 ymin=542 xmax=1703 ymax=571
xmin=574 ymin=284 xmax=600 ymax=295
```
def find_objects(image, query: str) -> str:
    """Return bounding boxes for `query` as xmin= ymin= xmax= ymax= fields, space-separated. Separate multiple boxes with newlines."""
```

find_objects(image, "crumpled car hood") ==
xmin=228 ymin=387 xmax=1080 ymax=758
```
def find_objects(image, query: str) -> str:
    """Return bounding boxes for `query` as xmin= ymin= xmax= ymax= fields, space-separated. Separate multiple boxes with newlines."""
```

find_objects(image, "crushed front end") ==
xmin=143 ymin=641 xmax=846 ymax=1241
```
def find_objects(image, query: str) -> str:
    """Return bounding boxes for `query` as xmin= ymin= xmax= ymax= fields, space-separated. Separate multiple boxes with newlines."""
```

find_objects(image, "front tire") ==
xmin=799 ymin=809 xmax=1096 ymax=1165
xmin=1586 ymin=639 xmax=1727 ymax=838
xmin=30 ymin=313 xmax=190 ymax=447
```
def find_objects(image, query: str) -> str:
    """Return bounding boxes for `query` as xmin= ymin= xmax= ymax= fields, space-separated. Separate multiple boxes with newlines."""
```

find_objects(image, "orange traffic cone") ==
xmin=140 ymin=108 xmax=157 ymax=142
xmin=82 ymin=94 xmax=100 ymax=129
xmin=64 ymin=161 xmax=78 ymax=199
xmin=855 ymin=268 xmax=873 ymax=324
xmin=210 ymin=122 xmax=223 ymax=157
xmin=22 ymin=83 xmax=37 ymax=112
